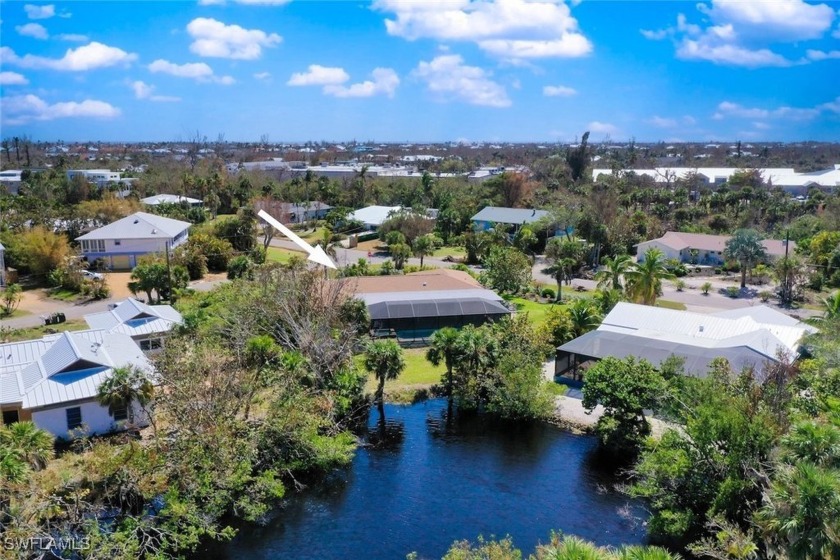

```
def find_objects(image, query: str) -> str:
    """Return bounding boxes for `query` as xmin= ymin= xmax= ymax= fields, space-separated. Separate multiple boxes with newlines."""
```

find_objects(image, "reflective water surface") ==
xmin=204 ymin=399 xmax=647 ymax=559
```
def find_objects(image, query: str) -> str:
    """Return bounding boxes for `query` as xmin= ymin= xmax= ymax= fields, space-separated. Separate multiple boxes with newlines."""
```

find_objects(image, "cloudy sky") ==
xmin=1 ymin=0 xmax=839 ymax=143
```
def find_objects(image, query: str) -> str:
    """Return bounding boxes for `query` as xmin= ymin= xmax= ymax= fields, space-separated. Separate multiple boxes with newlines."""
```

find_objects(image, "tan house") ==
xmin=636 ymin=232 xmax=794 ymax=265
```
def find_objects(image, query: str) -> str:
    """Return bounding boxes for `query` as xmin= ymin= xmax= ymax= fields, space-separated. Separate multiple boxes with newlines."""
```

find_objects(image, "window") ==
xmin=2 ymin=410 xmax=20 ymax=425
xmin=112 ymin=402 xmax=128 ymax=422
xmin=114 ymin=240 xmax=121 ymax=246
xmin=150 ymin=339 xmax=162 ymax=350
xmin=66 ymin=407 xmax=82 ymax=431
xmin=139 ymin=340 xmax=151 ymax=351
xmin=81 ymin=240 xmax=105 ymax=253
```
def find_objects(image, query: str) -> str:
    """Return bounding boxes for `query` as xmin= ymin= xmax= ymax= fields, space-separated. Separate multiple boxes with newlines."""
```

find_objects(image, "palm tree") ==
xmin=97 ymin=365 xmax=154 ymax=426
xmin=0 ymin=421 xmax=54 ymax=472
xmin=595 ymin=254 xmax=633 ymax=291
xmin=426 ymin=327 xmax=460 ymax=402
xmin=624 ymin=248 xmax=675 ymax=306
xmin=315 ymin=226 xmax=340 ymax=261
xmin=567 ymin=299 xmax=603 ymax=337
xmin=364 ymin=339 xmax=405 ymax=408
xmin=818 ymin=291 xmax=840 ymax=322
xmin=412 ymin=234 xmax=435 ymax=268
xmin=724 ymin=229 xmax=767 ymax=289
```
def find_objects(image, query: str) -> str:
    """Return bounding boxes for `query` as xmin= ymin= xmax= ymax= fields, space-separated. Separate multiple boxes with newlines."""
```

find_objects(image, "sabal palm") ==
xmin=567 ymin=299 xmax=603 ymax=337
xmin=316 ymin=227 xmax=339 ymax=260
xmin=364 ymin=339 xmax=405 ymax=405
xmin=97 ymin=365 xmax=154 ymax=424
xmin=595 ymin=254 xmax=633 ymax=291
xmin=0 ymin=421 xmax=54 ymax=471
xmin=625 ymin=248 xmax=675 ymax=306
xmin=612 ymin=546 xmax=681 ymax=560
xmin=536 ymin=535 xmax=608 ymax=560
xmin=426 ymin=327 xmax=460 ymax=400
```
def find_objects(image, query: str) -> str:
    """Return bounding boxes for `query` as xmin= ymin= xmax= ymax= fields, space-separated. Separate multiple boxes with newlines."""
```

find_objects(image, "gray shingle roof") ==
xmin=76 ymin=212 xmax=190 ymax=241
xmin=471 ymin=206 xmax=549 ymax=225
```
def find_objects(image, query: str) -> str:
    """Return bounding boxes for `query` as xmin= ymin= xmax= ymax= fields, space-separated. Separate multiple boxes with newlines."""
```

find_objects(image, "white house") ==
xmin=556 ymin=302 xmax=815 ymax=378
xmin=84 ymin=299 xmax=183 ymax=353
xmin=141 ymin=194 xmax=203 ymax=207
xmin=348 ymin=205 xmax=403 ymax=230
xmin=0 ymin=330 xmax=153 ymax=438
xmin=0 ymin=170 xmax=23 ymax=194
xmin=75 ymin=212 xmax=191 ymax=270
xmin=66 ymin=169 xmax=137 ymax=190
xmin=636 ymin=232 xmax=794 ymax=266
xmin=471 ymin=206 xmax=550 ymax=232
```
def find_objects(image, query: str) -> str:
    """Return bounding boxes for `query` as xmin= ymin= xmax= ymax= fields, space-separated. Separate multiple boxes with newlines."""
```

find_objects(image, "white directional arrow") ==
xmin=258 ymin=209 xmax=337 ymax=269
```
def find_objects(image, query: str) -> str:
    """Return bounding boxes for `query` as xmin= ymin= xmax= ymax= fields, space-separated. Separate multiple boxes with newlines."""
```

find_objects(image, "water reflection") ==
xmin=201 ymin=399 xmax=647 ymax=560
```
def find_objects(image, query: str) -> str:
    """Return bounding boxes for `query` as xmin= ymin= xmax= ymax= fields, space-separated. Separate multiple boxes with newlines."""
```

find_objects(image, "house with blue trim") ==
xmin=471 ymin=206 xmax=551 ymax=233
xmin=75 ymin=212 xmax=191 ymax=270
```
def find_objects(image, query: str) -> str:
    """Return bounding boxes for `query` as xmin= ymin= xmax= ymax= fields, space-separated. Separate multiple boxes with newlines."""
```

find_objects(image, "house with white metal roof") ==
xmin=75 ymin=211 xmax=191 ymax=270
xmin=555 ymin=302 xmax=815 ymax=378
xmin=141 ymin=194 xmax=203 ymax=207
xmin=0 ymin=330 xmax=153 ymax=438
xmin=348 ymin=205 xmax=403 ymax=229
xmin=84 ymin=299 xmax=183 ymax=353
xmin=636 ymin=231 xmax=794 ymax=266
xmin=471 ymin=206 xmax=550 ymax=232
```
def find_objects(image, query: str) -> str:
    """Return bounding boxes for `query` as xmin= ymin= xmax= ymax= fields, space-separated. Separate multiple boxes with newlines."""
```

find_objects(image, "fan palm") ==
xmin=724 ymin=229 xmax=767 ymax=289
xmin=426 ymin=327 xmax=460 ymax=401
xmin=0 ymin=421 xmax=54 ymax=472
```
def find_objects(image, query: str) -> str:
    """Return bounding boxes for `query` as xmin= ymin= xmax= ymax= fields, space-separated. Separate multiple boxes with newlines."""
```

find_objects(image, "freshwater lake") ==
xmin=204 ymin=399 xmax=647 ymax=559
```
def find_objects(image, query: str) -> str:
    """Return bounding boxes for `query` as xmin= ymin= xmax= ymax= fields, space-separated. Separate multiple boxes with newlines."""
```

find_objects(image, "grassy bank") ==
xmin=358 ymin=347 xmax=445 ymax=402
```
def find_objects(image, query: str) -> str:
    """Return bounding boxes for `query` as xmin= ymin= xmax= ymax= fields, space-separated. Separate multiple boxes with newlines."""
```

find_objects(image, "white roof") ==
xmin=141 ymin=194 xmax=202 ymax=205
xmin=0 ymin=330 xmax=152 ymax=409
xmin=84 ymin=299 xmax=183 ymax=337
xmin=599 ymin=302 xmax=813 ymax=360
xmin=592 ymin=166 xmax=840 ymax=188
xmin=76 ymin=212 xmax=190 ymax=241
xmin=349 ymin=205 xmax=403 ymax=227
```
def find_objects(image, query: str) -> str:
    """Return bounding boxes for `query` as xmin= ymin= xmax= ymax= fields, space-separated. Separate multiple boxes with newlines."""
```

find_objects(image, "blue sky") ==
xmin=1 ymin=0 xmax=839 ymax=143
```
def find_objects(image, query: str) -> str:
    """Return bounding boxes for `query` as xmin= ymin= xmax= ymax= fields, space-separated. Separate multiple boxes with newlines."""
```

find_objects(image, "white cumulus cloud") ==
xmin=374 ymin=0 xmax=592 ymax=61
xmin=543 ymin=84 xmax=576 ymax=97
xmin=57 ymin=33 xmax=89 ymax=42
xmin=287 ymin=65 xmax=349 ymax=86
xmin=130 ymin=80 xmax=181 ymax=102
xmin=587 ymin=121 xmax=619 ymax=136
xmin=16 ymin=23 xmax=49 ymax=39
xmin=148 ymin=59 xmax=234 ymax=84
xmin=187 ymin=17 xmax=281 ymax=60
xmin=412 ymin=54 xmax=510 ymax=108
xmin=253 ymin=71 xmax=271 ymax=80
xmin=1 ymin=94 xmax=120 ymax=125
xmin=325 ymin=68 xmax=400 ymax=98
xmin=1 ymin=42 xmax=137 ymax=71
xmin=713 ymin=100 xmax=821 ymax=121
xmin=646 ymin=0 xmax=837 ymax=68
xmin=24 ymin=4 xmax=55 ymax=19
xmin=0 ymin=72 xmax=29 ymax=85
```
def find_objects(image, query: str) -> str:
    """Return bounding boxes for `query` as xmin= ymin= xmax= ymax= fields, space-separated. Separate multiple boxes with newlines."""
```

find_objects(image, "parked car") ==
xmin=83 ymin=270 xmax=104 ymax=280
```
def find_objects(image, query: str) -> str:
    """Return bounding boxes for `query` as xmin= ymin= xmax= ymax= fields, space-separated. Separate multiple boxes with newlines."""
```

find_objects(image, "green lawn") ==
xmin=358 ymin=347 xmax=445 ymax=394
xmin=431 ymin=246 xmax=467 ymax=259
xmin=508 ymin=297 xmax=565 ymax=327
xmin=266 ymin=246 xmax=307 ymax=264
xmin=48 ymin=288 xmax=81 ymax=302
xmin=1 ymin=319 xmax=88 ymax=342
xmin=655 ymin=299 xmax=687 ymax=311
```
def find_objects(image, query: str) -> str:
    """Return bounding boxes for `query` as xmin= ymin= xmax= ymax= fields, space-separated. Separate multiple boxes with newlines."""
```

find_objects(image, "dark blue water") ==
xmin=207 ymin=399 xmax=647 ymax=559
